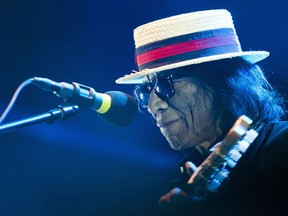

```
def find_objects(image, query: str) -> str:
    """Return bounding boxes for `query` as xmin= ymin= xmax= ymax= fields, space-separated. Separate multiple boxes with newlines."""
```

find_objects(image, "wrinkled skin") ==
xmin=147 ymin=76 xmax=222 ymax=151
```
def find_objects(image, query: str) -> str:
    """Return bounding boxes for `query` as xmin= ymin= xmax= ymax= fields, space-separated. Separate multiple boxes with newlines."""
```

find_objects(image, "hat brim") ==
xmin=116 ymin=51 xmax=269 ymax=84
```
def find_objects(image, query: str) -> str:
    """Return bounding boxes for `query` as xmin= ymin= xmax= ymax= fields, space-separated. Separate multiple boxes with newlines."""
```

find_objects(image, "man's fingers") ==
xmin=185 ymin=161 xmax=197 ymax=176
xmin=159 ymin=187 xmax=205 ymax=210
xmin=159 ymin=188 xmax=190 ymax=207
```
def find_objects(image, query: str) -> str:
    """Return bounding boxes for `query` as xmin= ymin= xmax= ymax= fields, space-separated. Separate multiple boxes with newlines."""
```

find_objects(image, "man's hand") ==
xmin=158 ymin=161 xmax=205 ymax=210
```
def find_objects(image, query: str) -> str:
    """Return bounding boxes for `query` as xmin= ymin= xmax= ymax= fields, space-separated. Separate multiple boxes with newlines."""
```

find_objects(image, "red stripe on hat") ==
xmin=136 ymin=35 xmax=238 ymax=66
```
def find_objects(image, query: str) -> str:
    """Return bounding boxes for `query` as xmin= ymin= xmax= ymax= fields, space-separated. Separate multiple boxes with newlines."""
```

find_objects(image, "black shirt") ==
xmin=165 ymin=121 xmax=288 ymax=216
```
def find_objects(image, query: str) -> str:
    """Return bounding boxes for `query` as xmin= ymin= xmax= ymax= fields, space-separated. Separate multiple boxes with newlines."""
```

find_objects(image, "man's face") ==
xmin=147 ymin=76 xmax=222 ymax=150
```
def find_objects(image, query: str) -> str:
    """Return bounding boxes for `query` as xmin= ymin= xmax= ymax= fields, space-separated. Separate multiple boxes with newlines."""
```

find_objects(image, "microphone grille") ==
xmin=98 ymin=91 xmax=138 ymax=126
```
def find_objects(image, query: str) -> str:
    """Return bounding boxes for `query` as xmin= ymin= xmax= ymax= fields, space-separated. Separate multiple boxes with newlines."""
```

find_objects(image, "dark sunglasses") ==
xmin=133 ymin=75 xmax=176 ymax=108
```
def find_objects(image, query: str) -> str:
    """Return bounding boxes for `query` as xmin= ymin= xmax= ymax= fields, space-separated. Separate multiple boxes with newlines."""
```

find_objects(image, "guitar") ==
xmin=186 ymin=115 xmax=259 ymax=195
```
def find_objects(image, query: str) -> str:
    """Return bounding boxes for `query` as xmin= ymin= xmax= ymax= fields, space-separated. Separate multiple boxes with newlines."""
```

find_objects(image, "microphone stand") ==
xmin=0 ymin=105 xmax=79 ymax=135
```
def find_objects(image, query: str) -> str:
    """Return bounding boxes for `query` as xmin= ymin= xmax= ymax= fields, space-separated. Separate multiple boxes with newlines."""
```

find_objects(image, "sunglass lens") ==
xmin=134 ymin=84 xmax=151 ymax=108
xmin=155 ymin=77 xmax=174 ymax=100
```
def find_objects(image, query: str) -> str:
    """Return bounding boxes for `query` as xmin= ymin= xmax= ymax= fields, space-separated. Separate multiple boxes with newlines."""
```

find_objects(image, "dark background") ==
xmin=0 ymin=1 xmax=287 ymax=215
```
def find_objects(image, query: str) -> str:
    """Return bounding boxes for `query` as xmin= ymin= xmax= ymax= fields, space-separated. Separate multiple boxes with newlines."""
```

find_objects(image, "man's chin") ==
xmin=167 ymin=138 xmax=185 ymax=151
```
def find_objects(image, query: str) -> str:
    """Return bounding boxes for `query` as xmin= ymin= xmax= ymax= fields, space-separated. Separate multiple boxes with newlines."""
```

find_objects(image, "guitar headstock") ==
xmin=186 ymin=115 xmax=259 ymax=195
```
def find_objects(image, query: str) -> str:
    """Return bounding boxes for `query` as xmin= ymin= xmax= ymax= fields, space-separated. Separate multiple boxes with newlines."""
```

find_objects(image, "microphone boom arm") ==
xmin=0 ymin=105 xmax=79 ymax=135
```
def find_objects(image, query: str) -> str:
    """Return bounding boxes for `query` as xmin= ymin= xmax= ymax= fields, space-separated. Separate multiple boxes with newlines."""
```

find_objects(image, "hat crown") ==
xmin=134 ymin=9 xmax=243 ymax=71
xmin=134 ymin=9 xmax=237 ymax=49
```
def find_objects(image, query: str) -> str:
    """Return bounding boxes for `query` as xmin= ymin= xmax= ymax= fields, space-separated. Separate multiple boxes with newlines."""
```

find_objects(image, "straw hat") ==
xmin=116 ymin=9 xmax=269 ymax=84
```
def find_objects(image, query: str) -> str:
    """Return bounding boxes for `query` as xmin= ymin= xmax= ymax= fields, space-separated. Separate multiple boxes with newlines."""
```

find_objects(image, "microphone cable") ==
xmin=0 ymin=78 xmax=33 ymax=124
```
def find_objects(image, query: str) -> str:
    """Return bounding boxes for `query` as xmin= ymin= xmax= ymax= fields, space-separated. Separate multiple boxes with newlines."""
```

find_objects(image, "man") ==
xmin=116 ymin=9 xmax=287 ymax=215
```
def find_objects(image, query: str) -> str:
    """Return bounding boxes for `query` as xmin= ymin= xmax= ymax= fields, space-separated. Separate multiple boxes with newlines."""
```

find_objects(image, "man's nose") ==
xmin=147 ymin=91 xmax=169 ymax=116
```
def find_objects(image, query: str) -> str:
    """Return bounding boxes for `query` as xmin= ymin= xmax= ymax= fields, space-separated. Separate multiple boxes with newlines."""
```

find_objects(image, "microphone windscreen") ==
xmin=98 ymin=91 xmax=138 ymax=126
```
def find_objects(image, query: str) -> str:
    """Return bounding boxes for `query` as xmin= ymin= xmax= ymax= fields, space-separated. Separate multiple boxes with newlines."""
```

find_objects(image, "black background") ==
xmin=0 ymin=1 xmax=287 ymax=215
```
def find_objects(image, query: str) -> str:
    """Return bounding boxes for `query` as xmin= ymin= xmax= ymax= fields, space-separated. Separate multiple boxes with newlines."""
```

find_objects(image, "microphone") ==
xmin=31 ymin=77 xmax=137 ymax=126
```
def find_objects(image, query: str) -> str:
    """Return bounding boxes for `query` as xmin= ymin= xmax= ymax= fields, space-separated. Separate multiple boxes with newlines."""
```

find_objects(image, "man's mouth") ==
xmin=157 ymin=119 xmax=179 ymax=128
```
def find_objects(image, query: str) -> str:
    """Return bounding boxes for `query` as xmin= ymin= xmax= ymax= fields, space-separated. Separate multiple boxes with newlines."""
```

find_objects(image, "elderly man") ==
xmin=116 ymin=9 xmax=287 ymax=215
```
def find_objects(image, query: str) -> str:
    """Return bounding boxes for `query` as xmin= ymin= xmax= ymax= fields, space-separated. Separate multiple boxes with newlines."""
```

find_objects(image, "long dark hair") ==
xmin=173 ymin=59 xmax=287 ymax=132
